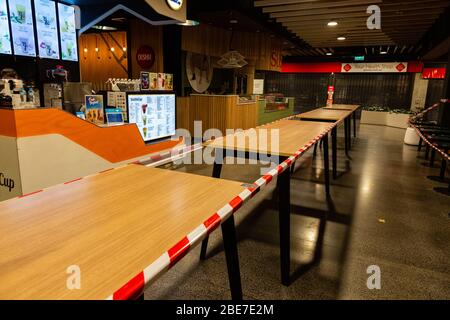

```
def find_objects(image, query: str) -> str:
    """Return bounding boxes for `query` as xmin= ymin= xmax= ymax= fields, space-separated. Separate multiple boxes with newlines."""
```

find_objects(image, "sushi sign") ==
xmin=167 ymin=0 xmax=183 ymax=11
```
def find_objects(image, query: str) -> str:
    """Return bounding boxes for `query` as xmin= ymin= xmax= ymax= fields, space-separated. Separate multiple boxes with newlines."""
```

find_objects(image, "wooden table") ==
xmin=323 ymin=105 xmax=361 ymax=140
xmin=202 ymin=119 xmax=333 ymax=286
xmin=0 ymin=165 xmax=246 ymax=300
xmin=298 ymin=108 xmax=355 ymax=179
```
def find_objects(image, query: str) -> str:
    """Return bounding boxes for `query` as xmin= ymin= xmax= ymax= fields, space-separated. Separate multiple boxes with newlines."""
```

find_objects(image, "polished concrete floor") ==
xmin=145 ymin=124 xmax=450 ymax=300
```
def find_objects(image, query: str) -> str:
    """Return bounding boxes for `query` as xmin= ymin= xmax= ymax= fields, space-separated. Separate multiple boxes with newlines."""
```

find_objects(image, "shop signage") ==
xmin=422 ymin=68 xmax=446 ymax=79
xmin=136 ymin=46 xmax=155 ymax=69
xmin=166 ymin=0 xmax=183 ymax=11
xmin=270 ymin=50 xmax=283 ymax=70
xmin=0 ymin=172 xmax=15 ymax=192
xmin=342 ymin=62 xmax=408 ymax=73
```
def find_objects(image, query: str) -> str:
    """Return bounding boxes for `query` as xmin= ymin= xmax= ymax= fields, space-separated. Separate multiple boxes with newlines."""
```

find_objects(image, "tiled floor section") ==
xmin=144 ymin=124 xmax=450 ymax=300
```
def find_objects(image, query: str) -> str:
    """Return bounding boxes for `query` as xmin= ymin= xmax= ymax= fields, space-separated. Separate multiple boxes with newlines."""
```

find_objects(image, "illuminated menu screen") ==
xmin=34 ymin=0 xmax=59 ymax=59
xmin=128 ymin=94 xmax=176 ymax=142
xmin=0 ymin=1 xmax=12 ymax=54
xmin=58 ymin=3 xmax=77 ymax=61
xmin=8 ymin=0 xmax=36 ymax=57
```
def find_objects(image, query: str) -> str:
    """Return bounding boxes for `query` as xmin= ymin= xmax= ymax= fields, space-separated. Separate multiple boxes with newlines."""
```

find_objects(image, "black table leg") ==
xmin=277 ymin=164 xmax=291 ymax=286
xmin=348 ymin=117 xmax=352 ymax=150
xmin=221 ymin=215 xmax=243 ymax=300
xmin=353 ymin=111 xmax=357 ymax=138
xmin=344 ymin=118 xmax=349 ymax=156
xmin=425 ymin=145 xmax=430 ymax=160
xmin=323 ymin=134 xmax=330 ymax=196
xmin=430 ymin=149 xmax=436 ymax=167
xmin=418 ymin=138 xmax=423 ymax=152
xmin=440 ymin=159 xmax=447 ymax=179
xmin=332 ymin=127 xmax=337 ymax=180
xmin=200 ymin=152 xmax=224 ymax=261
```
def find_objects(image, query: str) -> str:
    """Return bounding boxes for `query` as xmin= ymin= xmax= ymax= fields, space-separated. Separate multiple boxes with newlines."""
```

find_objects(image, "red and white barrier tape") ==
xmin=409 ymin=103 xmax=440 ymax=123
xmin=409 ymin=102 xmax=450 ymax=162
xmin=106 ymin=121 xmax=338 ymax=300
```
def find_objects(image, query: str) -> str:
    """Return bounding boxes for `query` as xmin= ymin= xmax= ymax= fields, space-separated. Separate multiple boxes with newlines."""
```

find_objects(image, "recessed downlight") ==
xmin=326 ymin=52 xmax=333 ymax=56
xmin=380 ymin=51 xmax=388 ymax=54
xmin=328 ymin=21 xmax=338 ymax=27
xmin=337 ymin=36 xmax=346 ymax=41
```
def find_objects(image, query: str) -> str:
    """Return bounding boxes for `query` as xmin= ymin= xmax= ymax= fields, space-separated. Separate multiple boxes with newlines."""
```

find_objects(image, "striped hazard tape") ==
xmin=106 ymin=122 xmax=337 ymax=300
xmin=409 ymin=102 xmax=450 ymax=162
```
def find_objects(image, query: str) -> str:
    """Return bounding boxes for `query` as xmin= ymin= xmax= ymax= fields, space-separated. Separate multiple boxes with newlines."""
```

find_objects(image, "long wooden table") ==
xmin=297 ymin=108 xmax=356 ymax=179
xmin=201 ymin=119 xmax=334 ymax=286
xmin=324 ymin=104 xmax=360 ymax=140
xmin=0 ymin=165 xmax=247 ymax=300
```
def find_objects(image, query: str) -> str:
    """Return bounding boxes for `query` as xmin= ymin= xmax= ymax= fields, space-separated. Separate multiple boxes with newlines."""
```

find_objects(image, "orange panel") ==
xmin=0 ymin=109 xmax=18 ymax=137
xmin=1 ymin=109 xmax=181 ymax=163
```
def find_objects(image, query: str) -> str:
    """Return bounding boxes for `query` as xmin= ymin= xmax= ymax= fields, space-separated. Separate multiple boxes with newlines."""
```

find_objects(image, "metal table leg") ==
xmin=221 ymin=215 xmax=243 ymax=301
xmin=323 ymin=134 xmax=330 ymax=195
xmin=344 ymin=118 xmax=349 ymax=156
xmin=353 ymin=111 xmax=357 ymax=138
xmin=200 ymin=152 xmax=224 ymax=261
xmin=277 ymin=161 xmax=291 ymax=286
xmin=332 ymin=127 xmax=337 ymax=180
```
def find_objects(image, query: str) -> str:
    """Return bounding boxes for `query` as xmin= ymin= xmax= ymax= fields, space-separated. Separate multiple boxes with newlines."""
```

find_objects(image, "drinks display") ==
xmin=0 ymin=1 xmax=12 ymax=55
xmin=58 ymin=3 xmax=77 ymax=61
xmin=34 ymin=0 xmax=59 ymax=59
xmin=8 ymin=0 xmax=36 ymax=57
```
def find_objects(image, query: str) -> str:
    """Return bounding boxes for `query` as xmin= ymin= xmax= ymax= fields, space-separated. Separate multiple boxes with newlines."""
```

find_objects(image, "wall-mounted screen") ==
xmin=8 ymin=0 xmax=36 ymax=57
xmin=0 ymin=1 xmax=12 ymax=54
xmin=34 ymin=0 xmax=59 ymax=59
xmin=58 ymin=2 xmax=77 ymax=61
xmin=127 ymin=93 xmax=176 ymax=142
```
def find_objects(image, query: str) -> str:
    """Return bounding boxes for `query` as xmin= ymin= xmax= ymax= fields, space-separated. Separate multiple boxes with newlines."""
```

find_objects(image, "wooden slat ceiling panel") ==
xmin=254 ymin=0 xmax=450 ymax=56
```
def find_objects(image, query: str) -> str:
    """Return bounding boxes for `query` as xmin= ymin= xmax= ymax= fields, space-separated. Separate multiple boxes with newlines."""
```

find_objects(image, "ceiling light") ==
xmin=177 ymin=20 xmax=200 ymax=26
xmin=380 ymin=51 xmax=387 ymax=54
xmin=123 ymin=47 xmax=127 ymax=52
xmin=337 ymin=36 xmax=346 ymax=41
xmin=327 ymin=21 xmax=338 ymax=27
xmin=95 ymin=47 xmax=99 ymax=52
xmin=230 ymin=19 xmax=238 ymax=24
xmin=217 ymin=51 xmax=248 ymax=69
xmin=326 ymin=52 xmax=332 ymax=56
xmin=83 ymin=48 xmax=88 ymax=53
xmin=110 ymin=47 xmax=115 ymax=52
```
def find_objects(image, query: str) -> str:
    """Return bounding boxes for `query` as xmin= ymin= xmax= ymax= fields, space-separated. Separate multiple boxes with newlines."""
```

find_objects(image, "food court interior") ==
xmin=0 ymin=0 xmax=449 ymax=301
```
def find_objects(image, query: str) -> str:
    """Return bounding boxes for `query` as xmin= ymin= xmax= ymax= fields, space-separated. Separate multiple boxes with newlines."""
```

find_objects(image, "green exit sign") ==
xmin=354 ymin=56 xmax=365 ymax=61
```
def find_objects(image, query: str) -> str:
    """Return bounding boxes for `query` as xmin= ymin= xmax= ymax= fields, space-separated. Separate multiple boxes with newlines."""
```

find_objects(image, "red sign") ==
xmin=396 ymin=63 xmax=406 ymax=72
xmin=136 ymin=46 xmax=155 ymax=69
xmin=422 ymin=68 xmax=446 ymax=79
xmin=343 ymin=64 xmax=352 ymax=72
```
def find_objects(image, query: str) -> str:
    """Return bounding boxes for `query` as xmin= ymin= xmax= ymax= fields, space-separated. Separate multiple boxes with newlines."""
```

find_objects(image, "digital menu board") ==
xmin=128 ymin=94 xmax=176 ymax=142
xmin=58 ymin=3 xmax=77 ymax=61
xmin=8 ymin=0 xmax=36 ymax=57
xmin=0 ymin=1 xmax=12 ymax=54
xmin=34 ymin=0 xmax=59 ymax=59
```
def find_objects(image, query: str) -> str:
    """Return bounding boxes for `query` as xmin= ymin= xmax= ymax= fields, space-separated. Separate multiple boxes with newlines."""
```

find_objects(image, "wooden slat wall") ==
xmin=129 ymin=19 xmax=164 ymax=78
xmin=176 ymin=97 xmax=190 ymax=131
xmin=189 ymin=95 xmax=258 ymax=138
xmin=182 ymin=25 xmax=283 ymax=72
xmin=79 ymin=31 xmax=128 ymax=84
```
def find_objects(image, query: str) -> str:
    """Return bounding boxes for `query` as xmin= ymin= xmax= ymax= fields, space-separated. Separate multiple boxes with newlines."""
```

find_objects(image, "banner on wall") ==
xmin=342 ymin=62 xmax=408 ymax=73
